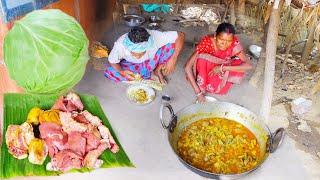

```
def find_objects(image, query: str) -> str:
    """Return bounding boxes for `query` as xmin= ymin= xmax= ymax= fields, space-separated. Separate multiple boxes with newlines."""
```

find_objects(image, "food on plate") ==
xmin=5 ymin=92 xmax=119 ymax=172
xmin=28 ymin=138 xmax=48 ymax=165
xmin=125 ymin=79 xmax=164 ymax=91
xmin=177 ymin=118 xmax=260 ymax=174
xmin=27 ymin=107 xmax=43 ymax=125
xmin=39 ymin=110 xmax=61 ymax=125
xmin=5 ymin=122 xmax=35 ymax=159
xmin=141 ymin=79 xmax=163 ymax=90
xmin=129 ymin=88 xmax=149 ymax=104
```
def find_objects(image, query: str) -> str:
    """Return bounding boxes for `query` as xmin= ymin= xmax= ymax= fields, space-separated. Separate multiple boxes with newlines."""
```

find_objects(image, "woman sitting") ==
xmin=105 ymin=27 xmax=184 ymax=84
xmin=184 ymin=23 xmax=252 ymax=102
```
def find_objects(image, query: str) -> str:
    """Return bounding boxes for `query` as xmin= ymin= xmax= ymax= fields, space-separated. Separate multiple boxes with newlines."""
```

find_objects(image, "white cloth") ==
xmin=108 ymin=30 xmax=178 ymax=64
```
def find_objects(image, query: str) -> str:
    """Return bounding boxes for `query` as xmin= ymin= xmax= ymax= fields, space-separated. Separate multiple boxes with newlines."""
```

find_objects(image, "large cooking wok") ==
xmin=160 ymin=101 xmax=285 ymax=179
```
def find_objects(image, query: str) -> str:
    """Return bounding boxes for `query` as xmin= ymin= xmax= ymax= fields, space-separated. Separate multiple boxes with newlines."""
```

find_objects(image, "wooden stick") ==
xmin=249 ymin=6 xmax=270 ymax=88
xmin=222 ymin=1 xmax=230 ymax=22
xmin=249 ymin=49 xmax=266 ymax=88
xmin=301 ymin=18 xmax=318 ymax=64
xmin=260 ymin=0 xmax=282 ymax=123
xmin=276 ymin=55 xmax=296 ymax=64
xmin=230 ymin=0 xmax=236 ymax=25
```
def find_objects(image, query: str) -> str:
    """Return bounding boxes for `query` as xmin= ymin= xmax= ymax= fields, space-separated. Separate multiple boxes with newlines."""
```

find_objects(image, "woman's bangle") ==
xmin=196 ymin=91 xmax=203 ymax=97
xmin=220 ymin=64 xmax=225 ymax=73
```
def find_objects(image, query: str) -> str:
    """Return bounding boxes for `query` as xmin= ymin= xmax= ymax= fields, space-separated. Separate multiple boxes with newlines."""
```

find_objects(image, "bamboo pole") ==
xmin=249 ymin=49 xmax=266 ymax=88
xmin=236 ymin=0 xmax=246 ymax=28
xmin=301 ymin=18 xmax=318 ymax=64
xmin=260 ymin=0 xmax=282 ymax=123
xmin=230 ymin=0 xmax=236 ymax=25
xmin=222 ymin=1 xmax=230 ymax=22
xmin=238 ymin=0 xmax=245 ymax=15
xmin=249 ymin=7 xmax=270 ymax=88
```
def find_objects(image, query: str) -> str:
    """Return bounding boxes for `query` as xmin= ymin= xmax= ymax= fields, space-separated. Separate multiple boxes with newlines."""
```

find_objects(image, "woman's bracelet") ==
xmin=196 ymin=91 xmax=203 ymax=97
xmin=220 ymin=64 xmax=225 ymax=73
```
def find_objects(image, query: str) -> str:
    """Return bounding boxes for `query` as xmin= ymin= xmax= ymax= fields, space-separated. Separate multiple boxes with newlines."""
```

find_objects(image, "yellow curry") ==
xmin=129 ymin=89 xmax=148 ymax=103
xmin=177 ymin=118 xmax=260 ymax=174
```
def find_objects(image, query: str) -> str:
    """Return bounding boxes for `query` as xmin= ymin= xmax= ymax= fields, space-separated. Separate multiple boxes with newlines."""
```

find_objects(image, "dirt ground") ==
xmin=93 ymin=11 xmax=320 ymax=178
xmin=243 ymin=27 xmax=320 ymax=178
xmin=273 ymin=54 xmax=320 ymax=159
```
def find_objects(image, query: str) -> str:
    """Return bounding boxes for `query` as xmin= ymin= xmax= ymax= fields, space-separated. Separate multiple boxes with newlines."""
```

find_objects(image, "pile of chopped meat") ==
xmin=5 ymin=92 xmax=119 ymax=172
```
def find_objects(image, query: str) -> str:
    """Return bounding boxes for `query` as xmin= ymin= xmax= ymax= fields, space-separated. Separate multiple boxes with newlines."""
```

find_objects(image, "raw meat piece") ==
xmin=59 ymin=112 xmax=87 ymax=134
xmin=98 ymin=125 xmax=119 ymax=153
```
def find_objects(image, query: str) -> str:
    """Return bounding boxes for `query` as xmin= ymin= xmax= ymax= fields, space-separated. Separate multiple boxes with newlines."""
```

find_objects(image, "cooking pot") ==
xmin=159 ymin=101 xmax=285 ymax=179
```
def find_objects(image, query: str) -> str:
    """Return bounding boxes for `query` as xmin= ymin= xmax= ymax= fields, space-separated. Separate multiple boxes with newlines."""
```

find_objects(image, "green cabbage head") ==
xmin=4 ymin=9 xmax=89 ymax=94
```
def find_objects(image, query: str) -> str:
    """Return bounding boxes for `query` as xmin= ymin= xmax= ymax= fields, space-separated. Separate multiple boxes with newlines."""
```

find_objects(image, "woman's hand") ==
xmin=154 ymin=64 xmax=167 ymax=84
xmin=162 ymin=57 xmax=177 ymax=75
xmin=208 ymin=66 xmax=221 ymax=76
xmin=120 ymin=70 xmax=136 ymax=81
xmin=197 ymin=94 xmax=206 ymax=103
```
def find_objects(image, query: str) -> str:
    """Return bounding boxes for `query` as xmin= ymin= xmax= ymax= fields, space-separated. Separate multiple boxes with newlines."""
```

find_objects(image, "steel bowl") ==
xmin=149 ymin=15 xmax=163 ymax=23
xmin=147 ymin=22 xmax=160 ymax=30
xmin=160 ymin=101 xmax=285 ymax=179
xmin=249 ymin=45 xmax=262 ymax=58
xmin=123 ymin=14 xmax=145 ymax=27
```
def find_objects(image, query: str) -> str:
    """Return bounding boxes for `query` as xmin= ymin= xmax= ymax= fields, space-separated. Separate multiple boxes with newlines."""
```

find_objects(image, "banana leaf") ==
xmin=0 ymin=93 xmax=134 ymax=179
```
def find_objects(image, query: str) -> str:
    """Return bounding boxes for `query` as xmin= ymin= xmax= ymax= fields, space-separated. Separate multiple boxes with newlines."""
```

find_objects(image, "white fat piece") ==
xmin=66 ymin=92 xmax=84 ymax=110
xmin=98 ymin=125 xmax=112 ymax=141
xmin=82 ymin=110 xmax=102 ymax=127
xmin=20 ymin=122 xmax=35 ymax=145
xmin=93 ymin=159 xmax=104 ymax=169
xmin=59 ymin=112 xmax=87 ymax=134
xmin=98 ymin=125 xmax=119 ymax=153
xmin=46 ymin=162 xmax=59 ymax=171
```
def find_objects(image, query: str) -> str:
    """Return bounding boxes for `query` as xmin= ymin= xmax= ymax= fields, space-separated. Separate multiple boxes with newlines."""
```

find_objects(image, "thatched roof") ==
xmin=291 ymin=0 xmax=320 ymax=8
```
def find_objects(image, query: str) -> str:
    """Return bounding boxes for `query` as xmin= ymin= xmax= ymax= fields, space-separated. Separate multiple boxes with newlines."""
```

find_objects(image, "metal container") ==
xmin=149 ymin=15 xmax=163 ymax=23
xmin=160 ymin=101 xmax=285 ymax=179
xmin=147 ymin=22 xmax=160 ymax=30
xmin=123 ymin=14 xmax=145 ymax=27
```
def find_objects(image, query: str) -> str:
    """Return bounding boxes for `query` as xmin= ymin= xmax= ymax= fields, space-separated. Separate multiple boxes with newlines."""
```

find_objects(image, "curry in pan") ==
xmin=177 ymin=118 xmax=260 ymax=174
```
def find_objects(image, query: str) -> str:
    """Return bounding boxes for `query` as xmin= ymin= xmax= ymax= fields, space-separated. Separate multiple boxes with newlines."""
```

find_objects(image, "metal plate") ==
xmin=126 ymin=84 xmax=155 ymax=105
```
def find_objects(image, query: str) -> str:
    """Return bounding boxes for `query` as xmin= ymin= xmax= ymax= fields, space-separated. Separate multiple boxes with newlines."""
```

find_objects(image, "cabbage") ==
xmin=4 ymin=9 xmax=89 ymax=94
